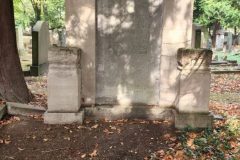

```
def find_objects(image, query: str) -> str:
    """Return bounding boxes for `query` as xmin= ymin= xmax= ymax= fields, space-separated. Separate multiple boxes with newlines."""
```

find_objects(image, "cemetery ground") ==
xmin=0 ymin=74 xmax=239 ymax=160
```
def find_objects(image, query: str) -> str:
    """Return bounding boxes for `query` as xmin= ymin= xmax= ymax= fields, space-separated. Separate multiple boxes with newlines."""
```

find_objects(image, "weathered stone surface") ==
xmin=47 ymin=47 xmax=81 ymax=113
xmin=0 ymin=105 xmax=7 ymax=120
xmin=178 ymin=71 xmax=211 ymax=113
xmin=30 ymin=21 xmax=50 ymax=76
xmin=44 ymin=111 xmax=84 ymax=124
xmin=7 ymin=102 xmax=46 ymax=116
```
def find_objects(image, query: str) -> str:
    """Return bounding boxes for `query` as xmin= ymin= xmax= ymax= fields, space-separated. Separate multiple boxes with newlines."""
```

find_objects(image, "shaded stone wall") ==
xmin=96 ymin=0 xmax=164 ymax=105
xmin=159 ymin=0 xmax=194 ymax=107
xmin=66 ymin=0 xmax=96 ymax=105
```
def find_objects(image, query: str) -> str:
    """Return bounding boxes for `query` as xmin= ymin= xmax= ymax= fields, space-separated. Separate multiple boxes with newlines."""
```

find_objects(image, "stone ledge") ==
xmin=7 ymin=102 xmax=46 ymax=116
xmin=85 ymin=105 xmax=174 ymax=121
xmin=44 ymin=111 xmax=84 ymax=124
xmin=0 ymin=105 xmax=7 ymax=120
xmin=174 ymin=111 xmax=213 ymax=129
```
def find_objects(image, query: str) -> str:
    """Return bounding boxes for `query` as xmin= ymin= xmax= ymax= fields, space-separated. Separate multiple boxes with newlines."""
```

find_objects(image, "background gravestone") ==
xmin=224 ymin=32 xmax=233 ymax=52
xmin=30 ymin=21 xmax=49 ymax=76
xmin=16 ymin=26 xmax=25 ymax=55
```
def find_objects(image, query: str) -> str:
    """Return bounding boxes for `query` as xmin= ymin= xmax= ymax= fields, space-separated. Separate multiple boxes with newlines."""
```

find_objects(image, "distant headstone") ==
xmin=16 ymin=26 xmax=25 ymax=55
xmin=224 ymin=32 xmax=233 ymax=52
xmin=216 ymin=30 xmax=224 ymax=51
xmin=192 ymin=24 xmax=210 ymax=49
xmin=30 ymin=21 xmax=49 ymax=76
xmin=58 ymin=29 xmax=66 ymax=47
xmin=49 ymin=29 xmax=66 ymax=47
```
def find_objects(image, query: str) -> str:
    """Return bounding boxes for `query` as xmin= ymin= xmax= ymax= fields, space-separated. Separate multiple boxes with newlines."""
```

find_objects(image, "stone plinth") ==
xmin=176 ymin=48 xmax=213 ymax=129
xmin=30 ymin=21 xmax=49 ymax=76
xmin=44 ymin=47 xmax=84 ymax=124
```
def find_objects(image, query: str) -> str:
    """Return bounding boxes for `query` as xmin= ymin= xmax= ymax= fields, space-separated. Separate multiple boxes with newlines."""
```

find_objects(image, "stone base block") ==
xmin=0 ymin=105 xmax=7 ymax=120
xmin=7 ymin=102 xmax=46 ymax=116
xmin=44 ymin=111 xmax=84 ymax=124
xmin=174 ymin=111 xmax=213 ymax=129
xmin=30 ymin=63 xmax=48 ymax=76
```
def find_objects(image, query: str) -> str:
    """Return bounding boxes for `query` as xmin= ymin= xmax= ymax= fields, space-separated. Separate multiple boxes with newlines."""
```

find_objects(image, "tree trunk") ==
xmin=0 ymin=0 xmax=32 ymax=103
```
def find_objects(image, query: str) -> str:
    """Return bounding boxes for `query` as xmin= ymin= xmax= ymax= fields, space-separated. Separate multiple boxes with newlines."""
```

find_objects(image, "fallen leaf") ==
xmin=81 ymin=154 xmax=86 ymax=158
xmin=91 ymin=124 xmax=99 ymax=129
xmin=43 ymin=138 xmax=48 ymax=142
xmin=18 ymin=147 xmax=25 ymax=151
xmin=89 ymin=149 xmax=97 ymax=157
xmin=4 ymin=140 xmax=11 ymax=144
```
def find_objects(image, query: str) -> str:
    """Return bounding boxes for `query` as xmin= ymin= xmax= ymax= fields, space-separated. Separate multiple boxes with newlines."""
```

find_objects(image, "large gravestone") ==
xmin=30 ymin=21 xmax=49 ymax=76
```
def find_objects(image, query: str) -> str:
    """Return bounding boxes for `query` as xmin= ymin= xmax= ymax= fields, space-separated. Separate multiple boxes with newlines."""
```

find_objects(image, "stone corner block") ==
xmin=44 ymin=111 xmax=85 ymax=124
xmin=177 ymin=48 xmax=213 ymax=70
xmin=0 ymin=105 xmax=7 ymax=120
xmin=174 ymin=111 xmax=213 ymax=129
xmin=47 ymin=46 xmax=82 ymax=113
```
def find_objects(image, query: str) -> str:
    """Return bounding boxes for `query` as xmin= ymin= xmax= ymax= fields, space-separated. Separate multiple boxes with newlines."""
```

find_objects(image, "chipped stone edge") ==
xmin=7 ymin=102 xmax=46 ymax=116
xmin=0 ymin=104 xmax=7 ymax=120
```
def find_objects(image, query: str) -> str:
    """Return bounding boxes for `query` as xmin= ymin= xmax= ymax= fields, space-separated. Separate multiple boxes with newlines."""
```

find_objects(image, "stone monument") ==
xmin=44 ymin=0 xmax=212 ymax=128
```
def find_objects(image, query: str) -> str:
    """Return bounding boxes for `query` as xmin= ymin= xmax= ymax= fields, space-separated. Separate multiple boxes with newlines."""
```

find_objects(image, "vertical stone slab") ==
xmin=175 ymin=48 xmax=213 ymax=129
xmin=159 ymin=0 xmax=194 ymax=107
xmin=65 ymin=0 xmax=96 ymax=105
xmin=16 ymin=26 xmax=25 ymax=55
xmin=44 ymin=47 xmax=84 ymax=124
xmin=30 ymin=21 xmax=50 ymax=76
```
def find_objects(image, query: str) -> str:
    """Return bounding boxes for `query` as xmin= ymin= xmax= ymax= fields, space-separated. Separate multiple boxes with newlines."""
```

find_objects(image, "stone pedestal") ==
xmin=30 ymin=21 xmax=49 ymax=76
xmin=44 ymin=47 xmax=84 ymax=124
xmin=175 ymin=48 xmax=213 ymax=129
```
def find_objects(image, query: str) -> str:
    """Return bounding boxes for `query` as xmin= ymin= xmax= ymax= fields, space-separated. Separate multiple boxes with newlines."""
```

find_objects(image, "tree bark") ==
xmin=0 ymin=0 xmax=32 ymax=103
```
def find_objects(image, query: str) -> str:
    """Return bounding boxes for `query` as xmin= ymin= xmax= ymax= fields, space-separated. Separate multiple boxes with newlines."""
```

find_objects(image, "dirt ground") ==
xmin=0 ymin=74 xmax=239 ymax=160
xmin=0 ymin=117 xmax=175 ymax=160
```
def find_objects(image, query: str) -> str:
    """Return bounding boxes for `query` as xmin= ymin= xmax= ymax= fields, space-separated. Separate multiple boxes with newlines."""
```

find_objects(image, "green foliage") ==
xmin=44 ymin=0 xmax=65 ymax=29
xmin=194 ymin=0 xmax=240 ymax=29
xmin=178 ymin=119 xmax=240 ymax=159
xmin=14 ymin=0 xmax=35 ymax=28
xmin=14 ymin=0 xmax=65 ymax=29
